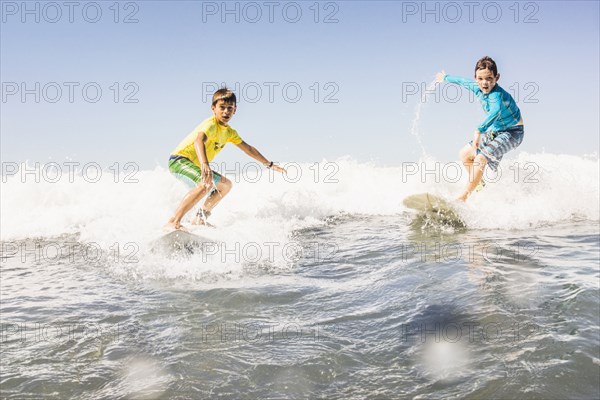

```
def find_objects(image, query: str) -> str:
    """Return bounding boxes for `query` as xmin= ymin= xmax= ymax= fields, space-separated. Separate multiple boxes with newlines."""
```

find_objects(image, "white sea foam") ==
xmin=2 ymin=153 xmax=598 ymax=243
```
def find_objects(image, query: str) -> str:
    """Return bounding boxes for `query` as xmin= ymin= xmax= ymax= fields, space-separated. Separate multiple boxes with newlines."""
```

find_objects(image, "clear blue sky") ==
xmin=2 ymin=0 xmax=599 ymax=168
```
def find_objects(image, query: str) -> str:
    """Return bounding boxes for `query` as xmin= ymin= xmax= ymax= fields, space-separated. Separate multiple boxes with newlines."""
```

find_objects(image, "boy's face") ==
xmin=475 ymin=68 xmax=499 ymax=94
xmin=211 ymin=100 xmax=236 ymax=125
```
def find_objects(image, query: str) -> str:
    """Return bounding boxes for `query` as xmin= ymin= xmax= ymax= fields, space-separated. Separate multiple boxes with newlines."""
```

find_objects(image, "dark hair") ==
xmin=211 ymin=87 xmax=236 ymax=106
xmin=474 ymin=56 xmax=498 ymax=76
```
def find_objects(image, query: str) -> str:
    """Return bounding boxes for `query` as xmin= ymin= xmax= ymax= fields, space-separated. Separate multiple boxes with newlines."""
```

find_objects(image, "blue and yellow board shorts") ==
xmin=474 ymin=125 xmax=524 ymax=172
xmin=168 ymin=155 xmax=222 ymax=189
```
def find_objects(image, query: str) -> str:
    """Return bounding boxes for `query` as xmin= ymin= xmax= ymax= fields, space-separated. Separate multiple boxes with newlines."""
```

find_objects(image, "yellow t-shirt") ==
xmin=171 ymin=117 xmax=243 ymax=166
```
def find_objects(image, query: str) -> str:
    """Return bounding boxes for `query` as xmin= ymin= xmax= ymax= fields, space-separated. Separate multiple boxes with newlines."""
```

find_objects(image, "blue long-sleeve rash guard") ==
xmin=444 ymin=74 xmax=522 ymax=133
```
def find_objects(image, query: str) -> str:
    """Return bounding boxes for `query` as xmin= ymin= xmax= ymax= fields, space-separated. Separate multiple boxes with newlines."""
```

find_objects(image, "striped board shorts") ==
xmin=168 ymin=155 xmax=222 ymax=189
xmin=475 ymin=125 xmax=524 ymax=172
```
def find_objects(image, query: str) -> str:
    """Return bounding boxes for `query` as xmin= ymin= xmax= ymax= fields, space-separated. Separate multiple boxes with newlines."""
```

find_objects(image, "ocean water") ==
xmin=1 ymin=154 xmax=599 ymax=399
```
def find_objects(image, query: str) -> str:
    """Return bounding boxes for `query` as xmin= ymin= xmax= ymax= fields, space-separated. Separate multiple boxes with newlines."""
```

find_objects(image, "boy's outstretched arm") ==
xmin=236 ymin=141 xmax=287 ymax=174
xmin=436 ymin=70 xmax=479 ymax=93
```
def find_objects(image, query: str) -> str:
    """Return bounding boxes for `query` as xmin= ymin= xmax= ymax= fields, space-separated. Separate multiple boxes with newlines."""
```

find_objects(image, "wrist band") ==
xmin=266 ymin=161 xmax=273 ymax=169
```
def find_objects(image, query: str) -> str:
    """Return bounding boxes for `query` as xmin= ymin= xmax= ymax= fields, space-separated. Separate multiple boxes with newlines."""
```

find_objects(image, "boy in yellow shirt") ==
xmin=165 ymin=88 xmax=286 ymax=231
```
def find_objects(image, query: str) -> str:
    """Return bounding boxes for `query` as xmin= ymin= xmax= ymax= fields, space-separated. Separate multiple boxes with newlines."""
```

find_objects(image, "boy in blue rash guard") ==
xmin=436 ymin=56 xmax=524 ymax=201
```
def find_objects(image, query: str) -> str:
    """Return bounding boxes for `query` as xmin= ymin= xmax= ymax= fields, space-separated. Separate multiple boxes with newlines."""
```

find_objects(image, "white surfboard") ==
xmin=403 ymin=192 xmax=466 ymax=228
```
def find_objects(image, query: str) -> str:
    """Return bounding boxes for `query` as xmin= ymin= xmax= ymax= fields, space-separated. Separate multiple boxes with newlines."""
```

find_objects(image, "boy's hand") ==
xmin=270 ymin=164 xmax=287 ymax=174
xmin=435 ymin=70 xmax=446 ymax=83
xmin=472 ymin=131 xmax=481 ymax=150
xmin=201 ymin=163 xmax=213 ymax=187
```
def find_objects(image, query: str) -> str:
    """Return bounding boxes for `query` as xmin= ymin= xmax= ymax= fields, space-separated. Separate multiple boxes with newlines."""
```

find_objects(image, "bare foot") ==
xmin=190 ymin=216 xmax=215 ymax=228
xmin=163 ymin=220 xmax=188 ymax=232
xmin=456 ymin=192 xmax=469 ymax=202
xmin=163 ymin=222 xmax=177 ymax=232
xmin=191 ymin=210 xmax=212 ymax=226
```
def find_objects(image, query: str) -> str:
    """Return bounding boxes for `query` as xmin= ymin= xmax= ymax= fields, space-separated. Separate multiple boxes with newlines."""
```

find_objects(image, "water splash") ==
xmin=410 ymin=79 xmax=438 ymax=160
